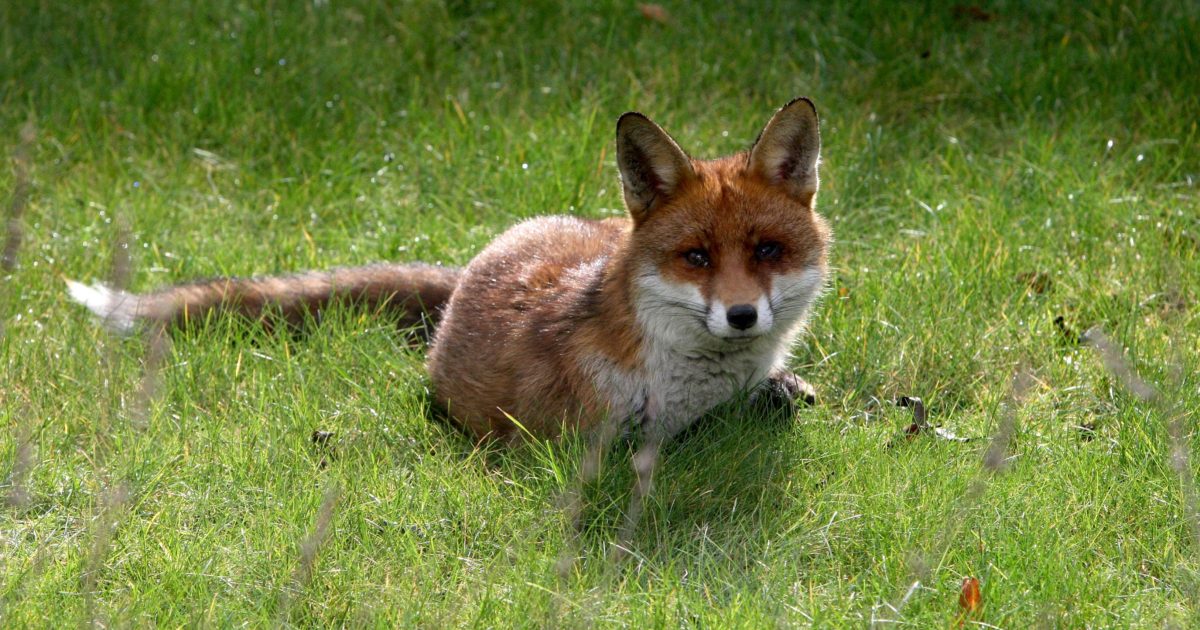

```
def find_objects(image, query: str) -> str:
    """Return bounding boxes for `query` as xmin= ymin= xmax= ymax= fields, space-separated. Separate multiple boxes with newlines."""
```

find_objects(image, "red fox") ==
xmin=67 ymin=98 xmax=831 ymax=447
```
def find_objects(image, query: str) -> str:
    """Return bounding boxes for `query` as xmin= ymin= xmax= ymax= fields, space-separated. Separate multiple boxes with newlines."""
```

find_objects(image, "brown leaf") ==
xmin=312 ymin=430 xmax=337 ymax=469
xmin=952 ymin=5 xmax=992 ymax=22
xmin=897 ymin=395 xmax=926 ymax=423
xmin=837 ymin=286 xmax=850 ymax=299
xmin=637 ymin=3 xmax=670 ymax=24
xmin=889 ymin=396 xmax=929 ymax=447
xmin=959 ymin=576 xmax=982 ymax=613
xmin=898 ymin=396 xmax=927 ymax=441
xmin=889 ymin=396 xmax=973 ymax=447
xmin=1016 ymin=271 xmax=1052 ymax=294
xmin=1054 ymin=315 xmax=1080 ymax=345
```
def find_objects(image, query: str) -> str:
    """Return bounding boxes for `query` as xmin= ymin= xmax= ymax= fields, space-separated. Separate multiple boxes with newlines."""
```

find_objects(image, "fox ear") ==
xmin=748 ymin=97 xmax=821 ymax=206
xmin=616 ymin=113 xmax=695 ymax=223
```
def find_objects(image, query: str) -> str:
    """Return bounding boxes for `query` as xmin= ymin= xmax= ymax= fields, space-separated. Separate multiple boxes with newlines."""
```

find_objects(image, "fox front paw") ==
xmin=752 ymin=371 xmax=817 ymax=412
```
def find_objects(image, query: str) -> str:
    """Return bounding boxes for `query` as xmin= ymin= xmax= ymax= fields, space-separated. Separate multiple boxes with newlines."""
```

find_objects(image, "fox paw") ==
xmin=752 ymin=371 xmax=816 ymax=412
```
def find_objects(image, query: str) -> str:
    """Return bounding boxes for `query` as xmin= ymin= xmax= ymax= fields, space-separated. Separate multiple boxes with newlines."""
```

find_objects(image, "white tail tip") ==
xmin=65 ymin=278 xmax=139 ymax=334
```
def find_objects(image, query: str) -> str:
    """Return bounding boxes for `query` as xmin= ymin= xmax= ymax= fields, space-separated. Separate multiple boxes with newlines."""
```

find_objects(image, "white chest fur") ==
xmin=583 ymin=333 xmax=790 ymax=441
xmin=637 ymin=337 xmax=784 ymax=439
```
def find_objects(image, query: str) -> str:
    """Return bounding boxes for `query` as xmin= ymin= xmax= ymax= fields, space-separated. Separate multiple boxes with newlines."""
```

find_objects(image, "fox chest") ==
xmin=588 ymin=345 xmax=777 ymax=439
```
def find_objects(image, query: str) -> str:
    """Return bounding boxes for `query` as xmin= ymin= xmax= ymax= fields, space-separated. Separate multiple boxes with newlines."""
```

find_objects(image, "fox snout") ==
xmin=705 ymin=295 xmax=775 ymax=339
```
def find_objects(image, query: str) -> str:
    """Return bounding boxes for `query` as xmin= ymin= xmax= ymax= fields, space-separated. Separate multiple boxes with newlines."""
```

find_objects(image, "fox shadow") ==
xmin=614 ymin=404 xmax=813 ymax=556
xmin=434 ymin=391 xmax=825 ymax=578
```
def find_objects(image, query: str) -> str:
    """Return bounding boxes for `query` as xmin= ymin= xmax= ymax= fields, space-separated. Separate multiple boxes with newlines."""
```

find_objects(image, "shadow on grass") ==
xmin=544 ymin=399 xmax=816 ymax=579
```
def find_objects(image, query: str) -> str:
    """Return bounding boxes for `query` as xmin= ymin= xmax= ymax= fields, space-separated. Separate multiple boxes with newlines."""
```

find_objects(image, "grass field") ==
xmin=2 ymin=0 xmax=1199 ymax=626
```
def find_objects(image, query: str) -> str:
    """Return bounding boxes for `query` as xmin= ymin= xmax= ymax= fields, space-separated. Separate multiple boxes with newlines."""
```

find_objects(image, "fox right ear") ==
xmin=748 ymin=97 xmax=821 ymax=206
xmin=616 ymin=113 xmax=695 ymax=223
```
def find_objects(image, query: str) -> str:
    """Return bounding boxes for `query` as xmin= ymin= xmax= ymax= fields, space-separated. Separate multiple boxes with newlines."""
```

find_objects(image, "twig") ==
xmin=277 ymin=483 xmax=341 ymax=623
xmin=81 ymin=481 xmax=130 ymax=629
xmin=554 ymin=416 xmax=624 ymax=579
xmin=3 ymin=421 xmax=34 ymax=510
xmin=1 ymin=120 xmax=34 ymax=274
xmin=0 ymin=119 xmax=35 ymax=339
xmin=128 ymin=321 xmax=170 ymax=430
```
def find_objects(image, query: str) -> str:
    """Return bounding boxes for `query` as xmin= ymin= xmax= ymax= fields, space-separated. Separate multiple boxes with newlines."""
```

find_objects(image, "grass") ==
xmin=2 ymin=0 xmax=1198 ymax=626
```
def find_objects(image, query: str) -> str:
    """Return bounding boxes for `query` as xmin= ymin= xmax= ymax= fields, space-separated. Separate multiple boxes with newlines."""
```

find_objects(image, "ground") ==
xmin=1 ymin=0 xmax=1198 ymax=626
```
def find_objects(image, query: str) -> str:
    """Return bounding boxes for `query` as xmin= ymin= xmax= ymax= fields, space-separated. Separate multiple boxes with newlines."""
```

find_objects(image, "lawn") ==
xmin=2 ymin=0 xmax=1198 ymax=626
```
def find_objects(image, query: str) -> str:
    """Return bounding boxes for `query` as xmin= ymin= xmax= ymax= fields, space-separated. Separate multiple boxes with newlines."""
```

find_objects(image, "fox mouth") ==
xmin=704 ymin=325 xmax=767 ymax=342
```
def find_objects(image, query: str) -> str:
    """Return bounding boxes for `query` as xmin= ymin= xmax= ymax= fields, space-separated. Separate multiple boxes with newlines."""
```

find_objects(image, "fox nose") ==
xmin=726 ymin=304 xmax=758 ymax=330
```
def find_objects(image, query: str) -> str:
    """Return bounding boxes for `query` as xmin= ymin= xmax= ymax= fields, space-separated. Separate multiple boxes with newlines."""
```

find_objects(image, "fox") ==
xmin=67 ymin=97 xmax=831 ymax=451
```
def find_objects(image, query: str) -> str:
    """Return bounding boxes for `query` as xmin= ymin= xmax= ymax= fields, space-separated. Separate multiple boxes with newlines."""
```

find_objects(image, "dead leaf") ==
xmin=889 ymin=396 xmax=973 ymax=446
xmin=959 ymin=576 xmax=982 ymax=613
xmin=312 ymin=430 xmax=336 ymax=469
xmin=837 ymin=286 xmax=850 ymax=299
xmin=952 ymin=5 xmax=992 ymax=22
xmin=1054 ymin=315 xmax=1080 ymax=345
xmin=637 ymin=3 xmax=670 ymax=24
xmin=895 ymin=396 xmax=928 ymax=442
xmin=897 ymin=395 xmax=926 ymax=420
xmin=1016 ymin=271 xmax=1052 ymax=294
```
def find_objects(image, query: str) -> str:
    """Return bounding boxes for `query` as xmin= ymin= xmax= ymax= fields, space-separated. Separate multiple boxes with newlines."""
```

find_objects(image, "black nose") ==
xmin=726 ymin=304 xmax=758 ymax=330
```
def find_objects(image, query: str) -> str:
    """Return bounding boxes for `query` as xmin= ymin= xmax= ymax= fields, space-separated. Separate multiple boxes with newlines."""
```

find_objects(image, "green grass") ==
xmin=2 ymin=0 xmax=1199 ymax=626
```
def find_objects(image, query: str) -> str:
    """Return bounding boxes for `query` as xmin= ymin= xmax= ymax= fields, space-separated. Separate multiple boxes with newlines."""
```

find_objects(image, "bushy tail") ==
xmin=66 ymin=263 xmax=461 ymax=335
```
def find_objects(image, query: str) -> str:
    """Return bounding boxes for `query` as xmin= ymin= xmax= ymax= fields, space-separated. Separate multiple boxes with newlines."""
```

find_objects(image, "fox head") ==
xmin=616 ymin=98 xmax=831 ymax=346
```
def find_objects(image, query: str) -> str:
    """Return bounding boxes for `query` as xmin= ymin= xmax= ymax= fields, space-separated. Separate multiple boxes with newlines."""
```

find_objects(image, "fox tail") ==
xmin=65 ymin=263 xmax=461 ymax=335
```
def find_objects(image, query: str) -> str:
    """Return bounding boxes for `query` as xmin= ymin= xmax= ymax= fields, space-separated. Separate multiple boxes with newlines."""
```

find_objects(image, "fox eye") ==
xmin=683 ymin=248 xmax=711 ymax=268
xmin=755 ymin=241 xmax=784 ymax=261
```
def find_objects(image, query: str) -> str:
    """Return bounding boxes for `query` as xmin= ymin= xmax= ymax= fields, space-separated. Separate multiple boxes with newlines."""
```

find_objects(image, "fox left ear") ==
xmin=748 ymin=97 xmax=821 ymax=206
